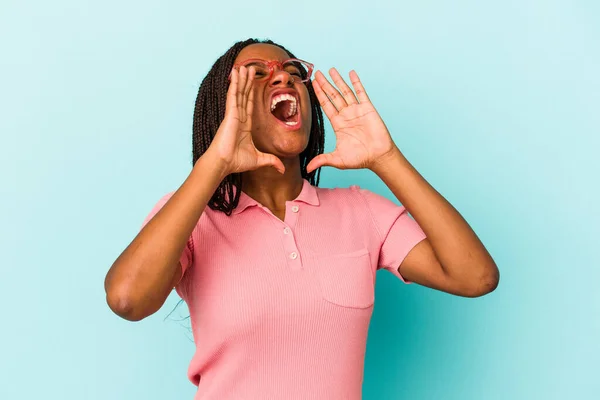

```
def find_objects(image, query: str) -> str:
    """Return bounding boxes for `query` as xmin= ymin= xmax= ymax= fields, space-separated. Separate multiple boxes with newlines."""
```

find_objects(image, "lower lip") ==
xmin=271 ymin=108 xmax=303 ymax=131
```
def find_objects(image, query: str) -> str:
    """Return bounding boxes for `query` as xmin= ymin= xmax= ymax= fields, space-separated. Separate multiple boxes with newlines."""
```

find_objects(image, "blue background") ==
xmin=1 ymin=0 xmax=598 ymax=399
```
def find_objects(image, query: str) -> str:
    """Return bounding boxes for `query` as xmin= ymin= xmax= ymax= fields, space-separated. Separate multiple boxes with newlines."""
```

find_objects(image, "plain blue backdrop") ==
xmin=1 ymin=0 xmax=598 ymax=399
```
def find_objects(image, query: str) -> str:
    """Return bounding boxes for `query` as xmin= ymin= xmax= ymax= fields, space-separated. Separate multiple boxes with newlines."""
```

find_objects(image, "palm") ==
xmin=326 ymin=102 xmax=391 ymax=169
xmin=211 ymin=66 xmax=285 ymax=175
xmin=306 ymin=69 xmax=397 ymax=174
xmin=231 ymin=130 xmax=265 ymax=172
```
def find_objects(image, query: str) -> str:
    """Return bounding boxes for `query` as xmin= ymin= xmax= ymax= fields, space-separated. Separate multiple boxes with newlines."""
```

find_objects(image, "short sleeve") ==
xmin=140 ymin=192 xmax=194 ymax=285
xmin=353 ymin=186 xmax=427 ymax=284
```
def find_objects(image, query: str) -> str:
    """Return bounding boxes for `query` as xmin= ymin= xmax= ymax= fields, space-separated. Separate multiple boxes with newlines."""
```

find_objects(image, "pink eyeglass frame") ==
xmin=228 ymin=58 xmax=314 ymax=83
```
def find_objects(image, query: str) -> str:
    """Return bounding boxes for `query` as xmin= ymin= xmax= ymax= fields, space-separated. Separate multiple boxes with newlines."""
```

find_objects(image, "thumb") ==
xmin=306 ymin=153 xmax=331 ymax=174
xmin=256 ymin=151 xmax=286 ymax=174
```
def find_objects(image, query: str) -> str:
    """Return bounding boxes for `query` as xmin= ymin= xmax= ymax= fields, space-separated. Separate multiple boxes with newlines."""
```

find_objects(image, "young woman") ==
xmin=105 ymin=38 xmax=499 ymax=399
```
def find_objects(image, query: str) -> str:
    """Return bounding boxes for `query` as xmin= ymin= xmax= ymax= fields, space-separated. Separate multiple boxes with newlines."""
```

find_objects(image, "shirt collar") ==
xmin=232 ymin=178 xmax=320 ymax=215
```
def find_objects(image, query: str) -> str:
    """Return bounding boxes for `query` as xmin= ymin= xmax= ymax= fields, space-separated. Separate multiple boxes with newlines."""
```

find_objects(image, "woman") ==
xmin=104 ymin=38 xmax=499 ymax=399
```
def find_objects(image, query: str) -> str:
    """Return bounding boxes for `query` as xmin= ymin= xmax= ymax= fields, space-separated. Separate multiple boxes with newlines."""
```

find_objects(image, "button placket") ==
xmin=283 ymin=202 xmax=301 ymax=270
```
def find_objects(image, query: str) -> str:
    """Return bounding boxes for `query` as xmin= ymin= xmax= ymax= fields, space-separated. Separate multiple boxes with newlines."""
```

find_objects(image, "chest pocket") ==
xmin=314 ymin=248 xmax=375 ymax=309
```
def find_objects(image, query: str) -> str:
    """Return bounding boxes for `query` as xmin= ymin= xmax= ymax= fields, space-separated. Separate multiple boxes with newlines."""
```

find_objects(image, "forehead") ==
xmin=234 ymin=43 xmax=291 ymax=63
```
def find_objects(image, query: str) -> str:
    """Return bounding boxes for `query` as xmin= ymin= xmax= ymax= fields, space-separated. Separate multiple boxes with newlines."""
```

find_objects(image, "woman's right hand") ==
xmin=207 ymin=66 xmax=286 ymax=175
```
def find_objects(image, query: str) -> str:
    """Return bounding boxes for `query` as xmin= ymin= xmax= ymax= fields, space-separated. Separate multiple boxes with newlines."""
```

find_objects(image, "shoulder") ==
xmin=317 ymin=183 xmax=407 ymax=224
xmin=312 ymin=183 xmax=377 ymax=214
xmin=315 ymin=183 xmax=381 ymax=203
xmin=314 ymin=183 xmax=364 ymax=197
xmin=142 ymin=189 xmax=215 ymax=229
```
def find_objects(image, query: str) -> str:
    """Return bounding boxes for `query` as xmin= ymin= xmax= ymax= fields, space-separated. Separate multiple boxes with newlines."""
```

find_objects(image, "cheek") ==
xmin=250 ymin=89 xmax=267 ymax=120
xmin=302 ymin=89 xmax=312 ymax=117
xmin=250 ymin=92 xmax=273 ymax=140
xmin=303 ymin=104 xmax=312 ymax=127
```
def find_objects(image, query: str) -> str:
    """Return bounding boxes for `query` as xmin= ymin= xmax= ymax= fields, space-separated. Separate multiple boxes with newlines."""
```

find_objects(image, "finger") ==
xmin=306 ymin=152 xmax=336 ymax=174
xmin=311 ymin=78 xmax=338 ymax=120
xmin=245 ymin=73 xmax=255 ymax=128
xmin=349 ymin=70 xmax=371 ymax=104
xmin=237 ymin=66 xmax=248 ymax=121
xmin=226 ymin=67 xmax=238 ymax=116
xmin=257 ymin=151 xmax=285 ymax=174
xmin=241 ymin=66 xmax=255 ymax=122
xmin=329 ymin=68 xmax=358 ymax=105
xmin=315 ymin=70 xmax=347 ymax=111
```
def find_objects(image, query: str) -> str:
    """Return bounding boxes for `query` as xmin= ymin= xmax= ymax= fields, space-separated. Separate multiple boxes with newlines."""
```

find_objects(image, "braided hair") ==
xmin=192 ymin=38 xmax=325 ymax=216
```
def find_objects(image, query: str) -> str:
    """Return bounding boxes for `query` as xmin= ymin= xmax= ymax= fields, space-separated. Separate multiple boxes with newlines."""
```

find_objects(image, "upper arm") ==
xmin=352 ymin=185 xmax=476 ymax=296
xmin=399 ymin=238 xmax=474 ymax=297
xmin=141 ymin=191 xmax=195 ymax=298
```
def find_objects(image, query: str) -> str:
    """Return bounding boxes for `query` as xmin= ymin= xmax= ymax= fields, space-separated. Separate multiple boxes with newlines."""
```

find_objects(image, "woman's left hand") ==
xmin=305 ymin=68 xmax=399 ymax=174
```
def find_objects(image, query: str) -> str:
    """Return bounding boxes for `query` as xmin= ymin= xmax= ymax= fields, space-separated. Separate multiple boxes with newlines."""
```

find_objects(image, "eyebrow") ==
xmin=242 ymin=58 xmax=292 ymax=64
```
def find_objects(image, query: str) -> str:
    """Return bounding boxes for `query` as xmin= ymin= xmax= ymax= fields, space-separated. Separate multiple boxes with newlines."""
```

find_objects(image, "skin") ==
xmin=233 ymin=43 xmax=312 ymax=221
xmin=307 ymin=66 xmax=499 ymax=297
xmin=105 ymin=43 xmax=499 ymax=323
xmin=231 ymin=43 xmax=499 ymax=297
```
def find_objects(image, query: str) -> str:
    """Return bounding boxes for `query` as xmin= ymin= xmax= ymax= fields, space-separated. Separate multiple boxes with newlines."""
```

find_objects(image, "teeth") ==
xmin=270 ymin=93 xmax=298 ymax=117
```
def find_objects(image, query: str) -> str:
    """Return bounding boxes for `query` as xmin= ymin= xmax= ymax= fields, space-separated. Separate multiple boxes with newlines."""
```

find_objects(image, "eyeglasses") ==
xmin=229 ymin=58 xmax=314 ymax=83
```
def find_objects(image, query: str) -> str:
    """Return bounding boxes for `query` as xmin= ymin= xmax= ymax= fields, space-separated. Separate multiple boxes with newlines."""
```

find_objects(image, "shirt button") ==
xmin=283 ymin=227 xmax=291 ymax=235
xmin=289 ymin=252 xmax=298 ymax=260
xmin=291 ymin=205 xmax=299 ymax=213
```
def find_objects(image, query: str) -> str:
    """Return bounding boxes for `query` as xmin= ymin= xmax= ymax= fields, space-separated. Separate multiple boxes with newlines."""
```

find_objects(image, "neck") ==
xmin=241 ymin=163 xmax=304 ymax=211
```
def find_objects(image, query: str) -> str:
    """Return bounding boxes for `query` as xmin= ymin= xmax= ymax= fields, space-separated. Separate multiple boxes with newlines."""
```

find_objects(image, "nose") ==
xmin=269 ymin=69 xmax=295 ymax=87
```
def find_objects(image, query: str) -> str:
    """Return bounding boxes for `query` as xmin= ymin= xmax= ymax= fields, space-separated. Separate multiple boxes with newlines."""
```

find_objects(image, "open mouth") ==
xmin=270 ymin=93 xmax=300 ymax=127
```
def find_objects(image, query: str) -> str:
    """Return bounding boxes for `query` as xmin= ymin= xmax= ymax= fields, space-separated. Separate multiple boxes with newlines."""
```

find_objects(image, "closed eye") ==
xmin=285 ymin=68 xmax=302 ymax=77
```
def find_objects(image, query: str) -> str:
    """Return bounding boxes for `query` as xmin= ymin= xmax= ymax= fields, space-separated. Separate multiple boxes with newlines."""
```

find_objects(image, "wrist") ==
xmin=197 ymin=148 xmax=232 ymax=181
xmin=369 ymin=146 xmax=405 ymax=175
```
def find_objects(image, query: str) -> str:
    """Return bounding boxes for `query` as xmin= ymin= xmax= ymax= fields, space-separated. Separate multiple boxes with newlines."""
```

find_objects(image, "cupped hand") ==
xmin=209 ymin=66 xmax=285 ymax=175
xmin=305 ymin=69 xmax=398 ymax=174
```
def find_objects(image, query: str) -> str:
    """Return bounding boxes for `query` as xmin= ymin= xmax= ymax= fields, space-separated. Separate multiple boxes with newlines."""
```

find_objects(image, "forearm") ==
xmin=370 ymin=146 xmax=498 ymax=286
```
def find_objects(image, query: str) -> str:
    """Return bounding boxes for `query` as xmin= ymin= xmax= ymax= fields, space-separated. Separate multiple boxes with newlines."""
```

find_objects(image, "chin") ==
xmin=270 ymin=136 xmax=310 ymax=157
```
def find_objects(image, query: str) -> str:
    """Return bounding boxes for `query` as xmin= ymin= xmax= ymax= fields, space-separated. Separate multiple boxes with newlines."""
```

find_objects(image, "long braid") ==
xmin=191 ymin=38 xmax=325 ymax=216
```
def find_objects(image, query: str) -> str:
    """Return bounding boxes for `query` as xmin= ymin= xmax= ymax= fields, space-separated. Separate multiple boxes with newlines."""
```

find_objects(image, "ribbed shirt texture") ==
xmin=141 ymin=178 xmax=427 ymax=399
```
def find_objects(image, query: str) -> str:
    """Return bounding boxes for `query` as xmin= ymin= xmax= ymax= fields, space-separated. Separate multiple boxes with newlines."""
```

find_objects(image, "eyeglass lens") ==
xmin=244 ymin=60 xmax=310 ymax=82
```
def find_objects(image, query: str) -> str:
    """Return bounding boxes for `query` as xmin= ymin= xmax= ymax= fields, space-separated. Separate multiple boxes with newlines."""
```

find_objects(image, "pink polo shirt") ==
xmin=141 ymin=178 xmax=427 ymax=399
